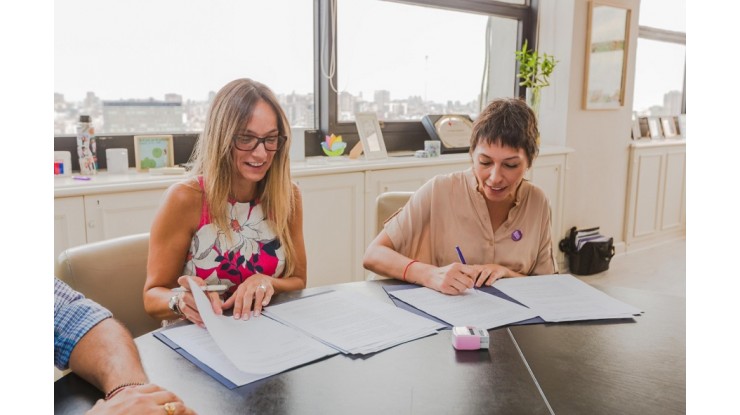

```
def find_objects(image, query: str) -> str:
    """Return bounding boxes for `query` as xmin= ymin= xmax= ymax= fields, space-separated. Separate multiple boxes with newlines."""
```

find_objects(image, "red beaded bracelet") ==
xmin=104 ymin=382 xmax=145 ymax=400
xmin=402 ymin=260 xmax=418 ymax=282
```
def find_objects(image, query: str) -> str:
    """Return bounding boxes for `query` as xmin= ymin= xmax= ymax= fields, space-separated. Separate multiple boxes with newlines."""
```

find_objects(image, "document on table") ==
xmin=493 ymin=274 xmax=643 ymax=322
xmin=264 ymin=290 xmax=444 ymax=355
xmin=158 ymin=277 xmax=337 ymax=386
xmin=388 ymin=286 xmax=539 ymax=329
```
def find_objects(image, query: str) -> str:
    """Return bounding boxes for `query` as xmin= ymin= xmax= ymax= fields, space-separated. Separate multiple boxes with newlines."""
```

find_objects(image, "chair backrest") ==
xmin=56 ymin=232 xmax=160 ymax=338
xmin=376 ymin=191 xmax=414 ymax=235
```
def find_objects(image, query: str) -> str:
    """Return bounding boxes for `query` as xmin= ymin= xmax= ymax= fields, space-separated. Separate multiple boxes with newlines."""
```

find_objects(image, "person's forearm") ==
xmin=363 ymin=244 xmax=433 ymax=286
xmin=144 ymin=286 xmax=180 ymax=320
xmin=68 ymin=318 xmax=148 ymax=394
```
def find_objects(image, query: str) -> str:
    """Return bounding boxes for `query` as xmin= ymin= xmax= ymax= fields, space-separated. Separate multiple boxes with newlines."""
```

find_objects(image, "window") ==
xmin=54 ymin=0 xmax=315 ymax=136
xmin=632 ymin=0 xmax=685 ymax=116
xmin=319 ymin=0 xmax=535 ymax=149
xmin=336 ymin=0 xmax=518 ymax=123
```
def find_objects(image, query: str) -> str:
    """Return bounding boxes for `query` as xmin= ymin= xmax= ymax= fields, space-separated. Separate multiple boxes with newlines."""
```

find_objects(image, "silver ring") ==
xmin=258 ymin=283 xmax=267 ymax=291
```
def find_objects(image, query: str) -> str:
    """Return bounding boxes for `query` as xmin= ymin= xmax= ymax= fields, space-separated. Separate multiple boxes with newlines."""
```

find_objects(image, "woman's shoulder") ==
xmin=520 ymin=180 xmax=549 ymax=207
xmin=164 ymin=177 xmax=203 ymax=206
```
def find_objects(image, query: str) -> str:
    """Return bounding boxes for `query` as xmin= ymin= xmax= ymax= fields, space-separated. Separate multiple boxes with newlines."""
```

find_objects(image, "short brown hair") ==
xmin=469 ymin=97 xmax=539 ymax=166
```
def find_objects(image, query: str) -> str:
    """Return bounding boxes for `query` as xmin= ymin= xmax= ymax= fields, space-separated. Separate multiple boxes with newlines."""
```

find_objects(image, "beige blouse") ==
xmin=384 ymin=168 xmax=557 ymax=275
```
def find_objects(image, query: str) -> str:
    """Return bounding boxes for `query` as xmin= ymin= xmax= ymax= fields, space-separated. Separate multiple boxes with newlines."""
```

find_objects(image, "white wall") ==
xmin=540 ymin=0 xmax=641 ymax=250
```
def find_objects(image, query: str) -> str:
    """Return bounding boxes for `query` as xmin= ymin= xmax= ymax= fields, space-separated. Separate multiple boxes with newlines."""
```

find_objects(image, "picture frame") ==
xmin=630 ymin=118 xmax=642 ymax=140
xmin=660 ymin=116 xmax=678 ymax=138
xmin=647 ymin=117 xmax=663 ymax=140
xmin=583 ymin=1 xmax=631 ymax=110
xmin=134 ymin=134 xmax=174 ymax=171
xmin=354 ymin=113 xmax=388 ymax=160
xmin=638 ymin=117 xmax=650 ymax=139
xmin=676 ymin=114 xmax=686 ymax=138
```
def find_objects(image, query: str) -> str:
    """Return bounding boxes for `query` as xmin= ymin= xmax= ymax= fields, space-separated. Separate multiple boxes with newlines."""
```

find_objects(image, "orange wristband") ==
xmin=402 ymin=260 xmax=418 ymax=283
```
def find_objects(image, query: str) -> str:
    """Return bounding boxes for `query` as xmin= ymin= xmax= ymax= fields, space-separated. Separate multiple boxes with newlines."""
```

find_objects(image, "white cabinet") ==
xmin=624 ymin=141 xmax=686 ymax=251
xmin=54 ymin=197 xmax=87 ymax=261
xmin=53 ymin=189 xmax=168 ymax=263
xmin=83 ymin=189 xmax=167 ymax=243
xmin=527 ymin=152 xmax=568 ymax=266
xmin=295 ymin=173 xmax=365 ymax=287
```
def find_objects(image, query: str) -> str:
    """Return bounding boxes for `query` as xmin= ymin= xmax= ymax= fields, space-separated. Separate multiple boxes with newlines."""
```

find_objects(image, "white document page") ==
xmin=494 ymin=274 xmax=643 ymax=322
xmin=161 ymin=324 xmax=270 ymax=386
xmin=264 ymin=290 xmax=443 ymax=355
xmin=184 ymin=277 xmax=337 ymax=374
xmin=390 ymin=287 xmax=539 ymax=329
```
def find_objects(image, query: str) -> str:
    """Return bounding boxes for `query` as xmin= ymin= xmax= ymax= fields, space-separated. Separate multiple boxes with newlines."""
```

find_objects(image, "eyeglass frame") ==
xmin=232 ymin=134 xmax=287 ymax=152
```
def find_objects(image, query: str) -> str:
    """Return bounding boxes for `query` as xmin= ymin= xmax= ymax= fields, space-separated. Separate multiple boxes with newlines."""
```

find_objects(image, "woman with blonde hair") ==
xmin=144 ymin=78 xmax=307 ymax=325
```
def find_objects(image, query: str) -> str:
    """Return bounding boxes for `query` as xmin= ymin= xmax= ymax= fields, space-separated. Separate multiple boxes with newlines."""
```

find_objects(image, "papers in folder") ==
xmin=494 ymin=274 xmax=642 ymax=322
xmin=157 ymin=278 xmax=443 ymax=387
xmin=264 ymin=290 xmax=444 ymax=355
xmin=388 ymin=274 xmax=642 ymax=327
xmin=158 ymin=278 xmax=337 ymax=387
xmin=389 ymin=287 xmax=539 ymax=329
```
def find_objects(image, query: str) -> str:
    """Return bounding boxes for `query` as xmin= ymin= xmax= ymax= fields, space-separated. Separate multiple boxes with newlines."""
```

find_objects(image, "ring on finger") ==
xmin=164 ymin=402 xmax=176 ymax=415
xmin=257 ymin=283 xmax=267 ymax=291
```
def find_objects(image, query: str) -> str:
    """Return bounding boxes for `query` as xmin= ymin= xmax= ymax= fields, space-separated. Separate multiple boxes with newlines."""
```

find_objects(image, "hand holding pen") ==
xmin=456 ymin=245 xmax=523 ymax=287
xmin=174 ymin=276 xmax=225 ymax=328
xmin=422 ymin=246 xmax=477 ymax=295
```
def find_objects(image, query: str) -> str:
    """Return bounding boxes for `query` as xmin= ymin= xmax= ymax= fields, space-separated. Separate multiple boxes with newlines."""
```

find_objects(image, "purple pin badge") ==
xmin=511 ymin=229 xmax=523 ymax=241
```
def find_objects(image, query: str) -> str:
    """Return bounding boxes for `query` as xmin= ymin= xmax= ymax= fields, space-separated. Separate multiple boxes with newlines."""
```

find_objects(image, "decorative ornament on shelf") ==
xmin=515 ymin=39 xmax=558 ymax=119
xmin=321 ymin=134 xmax=347 ymax=157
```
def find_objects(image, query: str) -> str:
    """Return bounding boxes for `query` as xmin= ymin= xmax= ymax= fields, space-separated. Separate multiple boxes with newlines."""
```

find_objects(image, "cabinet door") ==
xmin=624 ymin=143 xmax=686 ymax=251
xmin=54 ymin=197 xmax=87 ymax=261
xmin=661 ymin=149 xmax=686 ymax=231
xmin=296 ymin=173 xmax=365 ymax=287
xmin=83 ymin=189 xmax=167 ymax=243
xmin=365 ymin=163 xmax=468 ymax=247
xmin=527 ymin=154 xmax=567 ymax=268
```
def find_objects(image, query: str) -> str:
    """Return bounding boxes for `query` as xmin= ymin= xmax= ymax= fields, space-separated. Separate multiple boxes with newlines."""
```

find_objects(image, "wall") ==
xmin=540 ymin=0 xmax=641 ymax=251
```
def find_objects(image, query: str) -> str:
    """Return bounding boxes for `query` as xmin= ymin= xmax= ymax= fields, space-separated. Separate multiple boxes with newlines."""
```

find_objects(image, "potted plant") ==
xmin=515 ymin=39 xmax=558 ymax=118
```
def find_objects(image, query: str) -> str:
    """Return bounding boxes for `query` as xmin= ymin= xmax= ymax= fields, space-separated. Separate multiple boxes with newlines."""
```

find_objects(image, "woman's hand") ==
xmin=221 ymin=274 xmax=275 ymax=320
xmin=175 ymin=276 xmax=224 ymax=328
xmin=471 ymin=264 xmax=523 ymax=287
xmin=425 ymin=263 xmax=478 ymax=295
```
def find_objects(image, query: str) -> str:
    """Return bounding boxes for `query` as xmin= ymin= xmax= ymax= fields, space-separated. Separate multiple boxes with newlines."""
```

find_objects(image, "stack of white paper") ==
xmin=160 ymin=277 xmax=338 ymax=386
xmin=389 ymin=287 xmax=539 ymax=329
xmin=494 ymin=274 xmax=643 ymax=322
xmin=264 ymin=290 xmax=444 ymax=355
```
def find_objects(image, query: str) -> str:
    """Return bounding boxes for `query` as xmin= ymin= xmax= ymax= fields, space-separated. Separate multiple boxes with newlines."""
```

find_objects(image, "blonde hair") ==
xmin=189 ymin=78 xmax=296 ymax=277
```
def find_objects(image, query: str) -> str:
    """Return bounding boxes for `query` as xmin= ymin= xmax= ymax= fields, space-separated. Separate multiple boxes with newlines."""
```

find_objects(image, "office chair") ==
xmin=368 ymin=191 xmax=414 ymax=281
xmin=56 ymin=232 xmax=161 ymax=339
xmin=375 ymin=191 xmax=414 ymax=235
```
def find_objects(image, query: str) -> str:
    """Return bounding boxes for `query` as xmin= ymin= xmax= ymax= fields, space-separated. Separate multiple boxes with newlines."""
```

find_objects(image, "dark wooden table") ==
xmin=508 ymin=284 xmax=685 ymax=414
xmin=55 ymin=280 xmax=685 ymax=414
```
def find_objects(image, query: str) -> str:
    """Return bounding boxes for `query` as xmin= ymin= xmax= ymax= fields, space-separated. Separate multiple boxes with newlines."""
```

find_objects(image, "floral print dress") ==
xmin=182 ymin=177 xmax=285 ymax=296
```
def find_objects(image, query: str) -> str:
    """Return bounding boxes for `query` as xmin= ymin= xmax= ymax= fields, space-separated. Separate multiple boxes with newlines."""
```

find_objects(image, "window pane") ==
xmin=54 ymin=0 xmax=314 ymax=135
xmin=632 ymin=39 xmax=685 ymax=116
xmin=337 ymin=0 xmax=517 ymax=122
xmin=638 ymin=0 xmax=685 ymax=32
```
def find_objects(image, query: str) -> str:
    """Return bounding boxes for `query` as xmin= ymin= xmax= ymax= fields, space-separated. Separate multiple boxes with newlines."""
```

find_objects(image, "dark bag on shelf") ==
xmin=558 ymin=226 xmax=615 ymax=275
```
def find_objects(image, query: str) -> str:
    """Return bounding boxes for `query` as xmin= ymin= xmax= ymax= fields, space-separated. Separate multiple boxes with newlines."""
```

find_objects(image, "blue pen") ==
xmin=455 ymin=246 xmax=466 ymax=264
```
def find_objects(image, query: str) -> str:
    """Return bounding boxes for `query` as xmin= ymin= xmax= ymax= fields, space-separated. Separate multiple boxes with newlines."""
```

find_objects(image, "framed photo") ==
xmin=354 ymin=113 xmax=388 ymax=160
xmin=134 ymin=134 xmax=174 ymax=171
xmin=661 ymin=117 xmax=678 ymax=138
xmin=676 ymin=114 xmax=686 ymax=138
xmin=630 ymin=118 xmax=642 ymax=140
xmin=647 ymin=117 xmax=663 ymax=140
xmin=638 ymin=117 xmax=650 ymax=139
xmin=583 ymin=1 xmax=631 ymax=110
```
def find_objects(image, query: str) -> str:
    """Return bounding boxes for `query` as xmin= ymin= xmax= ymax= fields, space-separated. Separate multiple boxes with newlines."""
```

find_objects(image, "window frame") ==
xmin=315 ymin=0 xmax=539 ymax=152
xmin=635 ymin=25 xmax=686 ymax=114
